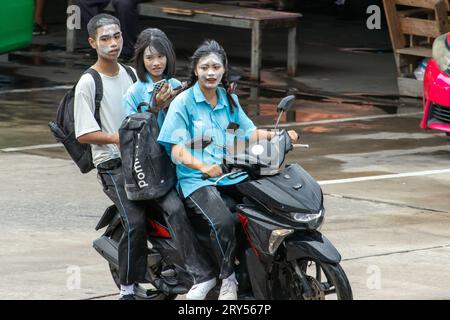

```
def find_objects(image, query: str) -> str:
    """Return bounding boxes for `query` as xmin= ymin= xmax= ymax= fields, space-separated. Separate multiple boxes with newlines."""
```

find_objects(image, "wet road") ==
xmin=1 ymin=42 xmax=449 ymax=300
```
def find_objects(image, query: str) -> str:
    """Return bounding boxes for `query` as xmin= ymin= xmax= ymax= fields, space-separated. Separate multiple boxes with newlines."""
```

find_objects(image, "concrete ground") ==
xmin=1 ymin=100 xmax=448 ymax=300
xmin=0 ymin=7 xmax=449 ymax=300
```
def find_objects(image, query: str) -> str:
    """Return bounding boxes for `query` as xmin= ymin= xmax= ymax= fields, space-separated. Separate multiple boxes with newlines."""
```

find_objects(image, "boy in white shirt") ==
xmin=74 ymin=13 xmax=214 ymax=300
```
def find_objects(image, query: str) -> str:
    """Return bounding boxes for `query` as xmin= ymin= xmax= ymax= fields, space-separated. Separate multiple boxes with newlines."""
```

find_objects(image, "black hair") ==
xmin=132 ymin=28 xmax=176 ymax=82
xmin=188 ymin=39 xmax=236 ymax=113
xmin=87 ymin=14 xmax=121 ymax=39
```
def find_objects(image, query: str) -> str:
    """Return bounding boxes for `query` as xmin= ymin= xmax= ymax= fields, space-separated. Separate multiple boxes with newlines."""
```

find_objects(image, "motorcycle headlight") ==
xmin=289 ymin=209 xmax=325 ymax=229
xmin=317 ymin=214 xmax=325 ymax=231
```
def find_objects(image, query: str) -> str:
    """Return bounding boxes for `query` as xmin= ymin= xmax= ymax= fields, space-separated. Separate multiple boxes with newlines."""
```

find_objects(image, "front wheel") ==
xmin=274 ymin=258 xmax=353 ymax=300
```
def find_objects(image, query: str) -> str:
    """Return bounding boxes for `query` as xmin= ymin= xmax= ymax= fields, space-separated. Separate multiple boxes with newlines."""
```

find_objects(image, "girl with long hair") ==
xmin=158 ymin=40 xmax=298 ymax=300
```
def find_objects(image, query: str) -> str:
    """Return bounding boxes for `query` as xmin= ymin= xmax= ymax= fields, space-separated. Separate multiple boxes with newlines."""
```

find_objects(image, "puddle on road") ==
xmin=336 ymin=132 xmax=440 ymax=141
xmin=0 ymin=70 xmax=58 ymax=93
xmin=0 ymin=47 xmax=420 ymax=169
xmin=232 ymin=71 xmax=403 ymax=125
xmin=7 ymin=43 xmax=72 ymax=67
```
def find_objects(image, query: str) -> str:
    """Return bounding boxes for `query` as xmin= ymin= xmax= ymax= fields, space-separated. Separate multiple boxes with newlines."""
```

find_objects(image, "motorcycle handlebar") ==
xmin=201 ymin=164 xmax=230 ymax=180
xmin=201 ymin=173 xmax=209 ymax=180
xmin=293 ymin=143 xmax=309 ymax=149
xmin=200 ymin=132 xmax=308 ymax=180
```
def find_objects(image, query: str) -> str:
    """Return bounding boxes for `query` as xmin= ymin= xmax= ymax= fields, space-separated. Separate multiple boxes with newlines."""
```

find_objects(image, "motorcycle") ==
xmin=93 ymin=95 xmax=353 ymax=300
xmin=421 ymin=33 xmax=450 ymax=136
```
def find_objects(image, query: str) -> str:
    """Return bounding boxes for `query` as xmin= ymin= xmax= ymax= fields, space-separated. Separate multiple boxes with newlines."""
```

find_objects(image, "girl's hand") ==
xmin=200 ymin=164 xmax=223 ymax=178
xmin=287 ymin=130 xmax=299 ymax=142
xmin=155 ymin=83 xmax=174 ymax=105
xmin=172 ymin=81 xmax=187 ymax=96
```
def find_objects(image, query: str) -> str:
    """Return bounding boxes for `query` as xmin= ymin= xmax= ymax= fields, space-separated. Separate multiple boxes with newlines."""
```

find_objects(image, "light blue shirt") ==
xmin=157 ymin=81 xmax=257 ymax=198
xmin=123 ymin=74 xmax=182 ymax=128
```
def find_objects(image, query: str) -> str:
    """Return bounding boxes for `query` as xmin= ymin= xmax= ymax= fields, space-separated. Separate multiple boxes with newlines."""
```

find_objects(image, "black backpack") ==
xmin=48 ymin=64 xmax=136 ymax=173
xmin=119 ymin=104 xmax=176 ymax=200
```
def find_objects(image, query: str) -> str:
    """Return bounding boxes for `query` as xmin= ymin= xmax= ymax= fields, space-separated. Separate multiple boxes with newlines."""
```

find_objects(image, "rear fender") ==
xmin=95 ymin=205 xmax=120 ymax=231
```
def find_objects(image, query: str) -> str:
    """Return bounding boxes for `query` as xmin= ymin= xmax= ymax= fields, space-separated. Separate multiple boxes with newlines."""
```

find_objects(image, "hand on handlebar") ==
xmin=200 ymin=164 xmax=223 ymax=179
xmin=287 ymin=130 xmax=299 ymax=142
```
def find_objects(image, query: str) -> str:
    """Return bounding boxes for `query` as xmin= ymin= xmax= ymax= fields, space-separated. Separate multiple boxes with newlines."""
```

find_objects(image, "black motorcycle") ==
xmin=93 ymin=95 xmax=353 ymax=300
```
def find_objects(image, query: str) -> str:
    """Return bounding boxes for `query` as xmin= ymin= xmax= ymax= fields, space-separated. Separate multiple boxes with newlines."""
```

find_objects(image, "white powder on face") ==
xmin=96 ymin=24 xmax=122 ymax=58
xmin=196 ymin=53 xmax=224 ymax=89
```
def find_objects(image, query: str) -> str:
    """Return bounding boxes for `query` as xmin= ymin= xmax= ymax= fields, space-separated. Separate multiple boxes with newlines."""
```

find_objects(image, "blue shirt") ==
xmin=123 ymin=74 xmax=182 ymax=128
xmin=157 ymin=81 xmax=257 ymax=198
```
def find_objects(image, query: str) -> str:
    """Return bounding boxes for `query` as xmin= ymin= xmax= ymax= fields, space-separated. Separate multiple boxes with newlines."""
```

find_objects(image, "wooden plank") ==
xmin=147 ymin=0 xmax=301 ymax=21
xmin=383 ymin=0 xmax=406 ymax=50
xmin=205 ymin=9 xmax=301 ymax=21
xmin=161 ymin=7 xmax=195 ymax=16
xmin=434 ymin=0 xmax=450 ymax=33
xmin=138 ymin=1 xmax=300 ymax=29
xmin=287 ymin=26 xmax=298 ymax=77
xmin=400 ymin=17 xmax=441 ymax=37
xmin=396 ymin=46 xmax=432 ymax=57
xmin=395 ymin=0 xmax=449 ymax=10
xmin=138 ymin=4 xmax=252 ymax=28
xmin=398 ymin=8 xmax=431 ymax=17
xmin=259 ymin=18 xmax=299 ymax=28
xmin=220 ymin=1 xmax=274 ymax=9
xmin=251 ymin=21 xmax=262 ymax=81
xmin=385 ymin=0 xmax=450 ymax=97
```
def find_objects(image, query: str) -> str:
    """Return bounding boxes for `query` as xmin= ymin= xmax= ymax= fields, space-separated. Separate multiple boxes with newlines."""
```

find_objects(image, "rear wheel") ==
xmin=109 ymin=225 xmax=176 ymax=300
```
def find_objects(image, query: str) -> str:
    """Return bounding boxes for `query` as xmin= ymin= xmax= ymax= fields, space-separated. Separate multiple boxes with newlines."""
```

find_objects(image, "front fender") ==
xmin=285 ymin=231 xmax=341 ymax=264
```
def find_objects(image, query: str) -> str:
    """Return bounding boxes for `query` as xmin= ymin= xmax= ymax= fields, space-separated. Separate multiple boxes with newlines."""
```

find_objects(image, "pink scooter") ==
xmin=421 ymin=33 xmax=450 ymax=136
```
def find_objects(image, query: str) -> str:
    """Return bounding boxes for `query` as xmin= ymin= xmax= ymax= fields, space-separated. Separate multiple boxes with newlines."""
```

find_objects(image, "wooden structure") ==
xmin=66 ymin=0 xmax=301 ymax=81
xmin=383 ymin=0 xmax=450 ymax=97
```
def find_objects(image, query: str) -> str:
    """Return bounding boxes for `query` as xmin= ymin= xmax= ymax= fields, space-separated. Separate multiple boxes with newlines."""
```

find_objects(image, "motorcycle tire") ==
xmin=317 ymin=262 xmax=353 ymax=300
xmin=275 ymin=257 xmax=353 ymax=300
xmin=109 ymin=224 xmax=177 ymax=300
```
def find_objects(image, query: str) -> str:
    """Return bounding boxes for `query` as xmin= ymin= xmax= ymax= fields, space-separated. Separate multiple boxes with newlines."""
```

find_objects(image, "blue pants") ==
xmin=98 ymin=159 xmax=214 ymax=285
xmin=184 ymin=185 xmax=240 ymax=280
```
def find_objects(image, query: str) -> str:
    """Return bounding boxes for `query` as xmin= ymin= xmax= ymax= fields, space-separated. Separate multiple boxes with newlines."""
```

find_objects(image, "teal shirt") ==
xmin=157 ymin=81 xmax=257 ymax=198
xmin=123 ymin=74 xmax=181 ymax=128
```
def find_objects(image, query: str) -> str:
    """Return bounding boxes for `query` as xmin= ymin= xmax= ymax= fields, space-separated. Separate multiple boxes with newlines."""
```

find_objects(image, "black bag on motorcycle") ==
xmin=119 ymin=106 xmax=176 ymax=201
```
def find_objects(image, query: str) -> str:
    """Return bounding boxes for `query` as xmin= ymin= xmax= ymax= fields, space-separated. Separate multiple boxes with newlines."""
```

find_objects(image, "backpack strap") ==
xmin=230 ymin=93 xmax=240 ymax=124
xmin=136 ymin=102 xmax=152 ymax=113
xmin=80 ymin=65 xmax=135 ymax=130
xmin=84 ymin=68 xmax=103 ymax=129
xmin=119 ymin=62 xmax=137 ymax=83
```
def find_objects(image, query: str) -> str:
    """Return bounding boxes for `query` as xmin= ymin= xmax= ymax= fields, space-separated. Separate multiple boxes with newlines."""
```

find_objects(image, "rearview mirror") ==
xmin=276 ymin=95 xmax=296 ymax=113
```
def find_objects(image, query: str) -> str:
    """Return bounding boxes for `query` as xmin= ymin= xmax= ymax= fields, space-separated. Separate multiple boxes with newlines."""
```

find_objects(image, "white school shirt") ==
xmin=74 ymin=65 xmax=136 ymax=167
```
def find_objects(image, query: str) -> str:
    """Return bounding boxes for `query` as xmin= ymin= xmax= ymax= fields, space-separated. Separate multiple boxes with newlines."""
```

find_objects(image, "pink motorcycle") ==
xmin=421 ymin=33 xmax=450 ymax=136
